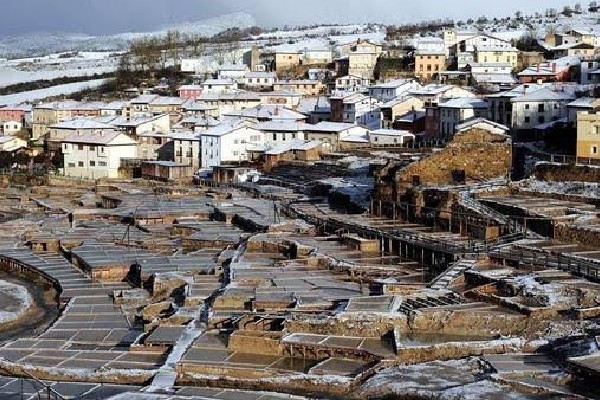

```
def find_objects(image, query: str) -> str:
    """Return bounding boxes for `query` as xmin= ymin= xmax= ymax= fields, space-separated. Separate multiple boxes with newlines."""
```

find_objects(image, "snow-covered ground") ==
xmin=0 ymin=79 xmax=108 ymax=105
xmin=0 ymin=13 xmax=256 ymax=59
xmin=358 ymin=358 xmax=550 ymax=400
xmin=0 ymin=51 xmax=118 ymax=88
xmin=518 ymin=179 xmax=600 ymax=200
xmin=0 ymin=280 xmax=33 ymax=324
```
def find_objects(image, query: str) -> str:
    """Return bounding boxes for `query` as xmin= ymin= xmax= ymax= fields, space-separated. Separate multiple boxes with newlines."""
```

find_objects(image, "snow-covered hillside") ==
xmin=0 ymin=12 xmax=256 ymax=59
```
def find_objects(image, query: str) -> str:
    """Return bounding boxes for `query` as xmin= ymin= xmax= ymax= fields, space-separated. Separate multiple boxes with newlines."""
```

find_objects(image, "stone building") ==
xmin=376 ymin=118 xmax=512 ymax=201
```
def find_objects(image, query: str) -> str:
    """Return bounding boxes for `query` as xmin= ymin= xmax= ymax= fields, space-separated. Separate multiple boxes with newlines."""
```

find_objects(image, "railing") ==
xmin=282 ymin=200 xmax=526 ymax=256
xmin=489 ymin=246 xmax=600 ymax=282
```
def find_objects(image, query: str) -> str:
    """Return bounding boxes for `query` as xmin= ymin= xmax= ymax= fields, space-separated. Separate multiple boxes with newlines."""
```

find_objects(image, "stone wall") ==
xmin=378 ymin=128 xmax=512 ymax=201
xmin=534 ymin=163 xmax=600 ymax=183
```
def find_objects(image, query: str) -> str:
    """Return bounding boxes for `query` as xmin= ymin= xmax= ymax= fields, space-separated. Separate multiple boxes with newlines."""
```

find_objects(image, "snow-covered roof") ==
xmin=340 ymin=134 xmax=369 ymax=143
xmin=369 ymin=79 xmax=415 ymax=89
xmin=396 ymin=110 xmax=426 ymax=122
xmin=256 ymin=121 xmax=307 ymax=132
xmin=486 ymin=83 xmax=547 ymax=98
xmin=130 ymin=94 xmax=159 ymax=104
xmin=204 ymin=78 xmax=236 ymax=85
xmin=179 ymin=115 xmax=219 ymax=126
xmin=510 ymin=87 xmax=575 ymax=102
xmin=181 ymin=101 xmax=217 ymax=111
xmin=217 ymin=64 xmax=248 ymax=71
xmin=63 ymin=130 xmax=134 ymax=145
xmin=112 ymin=114 xmax=167 ymax=127
xmin=307 ymin=121 xmax=358 ymax=132
xmin=371 ymin=129 xmax=415 ymax=137
xmin=265 ymin=139 xmax=321 ymax=155
xmin=552 ymin=42 xmax=595 ymax=50
xmin=455 ymin=117 xmax=509 ymax=134
xmin=198 ymin=92 xmax=261 ymax=101
xmin=169 ymin=130 xmax=200 ymax=141
xmin=178 ymin=84 xmax=203 ymax=90
xmin=409 ymin=84 xmax=454 ymax=96
xmin=534 ymin=117 xmax=568 ymax=130
xmin=567 ymin=97 xmax=596 ymax=108
xmin=102 ymin=101 xmax=128 ymax=110
xmin=150 ymin=96 xmax=187 ymax=106
xmin=297 ymin=97 xmax=331 ymax=114
xmin=472 ymin=73 xmax=517 ymax=85
xmin=49 ymin=118 xmax=114 ymax=130
xmin=224 ymin=104 xmax=306 ymax=121
xmin=245 ymin=71 xmax=277 ymax=79
xmin=440 ymin=97 xmax=488 ymax=109
xmin=200 ymin=120 xmax=254 ymax=137
xmin=476 ymin=45 xmax=518 ymax=52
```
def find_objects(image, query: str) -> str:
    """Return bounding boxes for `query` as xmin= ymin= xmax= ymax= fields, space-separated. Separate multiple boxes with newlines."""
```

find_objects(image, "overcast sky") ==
xmin=0 ymin=0 xmax=572 ymax=35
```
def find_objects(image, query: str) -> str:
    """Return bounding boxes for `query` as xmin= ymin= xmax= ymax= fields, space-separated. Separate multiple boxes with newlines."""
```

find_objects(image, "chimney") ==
xmin=551 ymin=63 xmax=556 ymax=72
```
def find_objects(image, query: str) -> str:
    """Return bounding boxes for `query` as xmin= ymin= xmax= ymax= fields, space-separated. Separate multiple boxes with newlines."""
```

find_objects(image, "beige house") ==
xmin=272 ymin=80 xmax=325 ymax=96
xmin=275 ymin=51 xmax=301 ymax=74
xmin=380 ymin=96 xmax=425 ymax=129
xmin=348 ymin=39 xmax=383 ymax=79
xmin=475 ymin=46 xmax=519 ymax=70
xmin=32 ymin=101 xmax=102 ymax=141
xmin=415 ymin=51 xmax=447 ymax=81
xmin=576 ymin=110 xmax=600 ymax=159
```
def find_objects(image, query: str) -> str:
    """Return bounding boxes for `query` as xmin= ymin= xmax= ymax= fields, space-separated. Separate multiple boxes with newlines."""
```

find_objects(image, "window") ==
xmin=78 ymin=144 xmax=84 ymax=150
xmin=89 ymin=146 xmax=95 ymax=152
xmin=538 ymin=116 xmax=545 ymax=124
xmin=592 ymin=146 xmax=598 ymax=155
xmin=273 ymin=133 xmax=277 ymax=141
xmin=89 ymin=161 xmax=95 ymax=167
xmin=99 ymin=161 xmax=107 ymax=167
xmin=525 ymin=104 xmax=530 ymax=110
xmin=68 ymin=163 xmax=76 ymax=168
xmin=538 ymin=104 xmax=545 ymax=112
xmin=524 ymin=116 xmax=531 ymax=123
xmin=595 ymin=126 xmax=600 ymax=135
xmin=78 ymin=161 xmax=84 ymax=167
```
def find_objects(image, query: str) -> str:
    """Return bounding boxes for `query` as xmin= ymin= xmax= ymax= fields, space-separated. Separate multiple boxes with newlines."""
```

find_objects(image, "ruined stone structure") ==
xmin=376 ymin=119 xmax=512 ymax=202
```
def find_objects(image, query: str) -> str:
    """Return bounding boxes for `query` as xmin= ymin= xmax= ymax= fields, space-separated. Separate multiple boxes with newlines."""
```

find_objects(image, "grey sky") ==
xmin=0 ymin=0 xmax=573 ymax=35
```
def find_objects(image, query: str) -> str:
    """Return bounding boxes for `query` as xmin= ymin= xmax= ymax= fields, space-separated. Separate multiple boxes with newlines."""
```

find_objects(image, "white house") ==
xmin=256 ymin=121 xmax=307 ymax=146
xmin=129 ymin=95 xmax=159 ymax=117
xmin=223 ymin=104 xmax=307 ymax=123
xmin=409 ymin=84 xmax=475 ymax=106
xmin=486 ymin=83 xmax=547 ymax=127
xmin=112 ymin=114 xmax=171 ymax=138
xmin=0 ymin=136 xmax=27 ymax=153
xmin=200 ymin=120 xmax=264 ymax=168
xmin=439 ymin=97 xmax=489 ymax=138
xmin=510 ymin=87 xmax=575 ymax=130
xmin=0 ymin=120 xmax=22 ymax=135
xmin=202 ymin=79 xmax=239 ymax=95
xmin=370 ymin=129 xmax=415 ymax=146
xmin=244 ymin=71 xmax=278 ymax=90
xmin=101 ymin=101 xmax=127 ymax=117
xmin=171 ymin=130 xmax=201 ymax=170
xmin=335 ymin=75 xmax=371 ymax=92
xmin=302 ymin=48 xmax=333 ymax=65
xmin=304 ymin=121 xmax=369 ymax=152
xmin=339 ymin=93 xmax=381 ymax=129
xmin=368 ymin=79 xmax=421 ymax=102
xmin=217 ymin=64 xmax=249 ymax=82
xmin=62 ymin=131 xmax=137 ymax=179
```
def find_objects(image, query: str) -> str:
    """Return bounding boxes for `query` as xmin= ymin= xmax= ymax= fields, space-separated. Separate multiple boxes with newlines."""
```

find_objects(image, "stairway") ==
xmin=429 ymin=258 xmax=477 ymax=290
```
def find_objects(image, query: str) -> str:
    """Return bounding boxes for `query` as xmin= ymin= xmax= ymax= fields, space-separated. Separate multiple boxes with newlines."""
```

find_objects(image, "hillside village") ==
xmin=0 ymin=3 xmax=600 ymax=400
